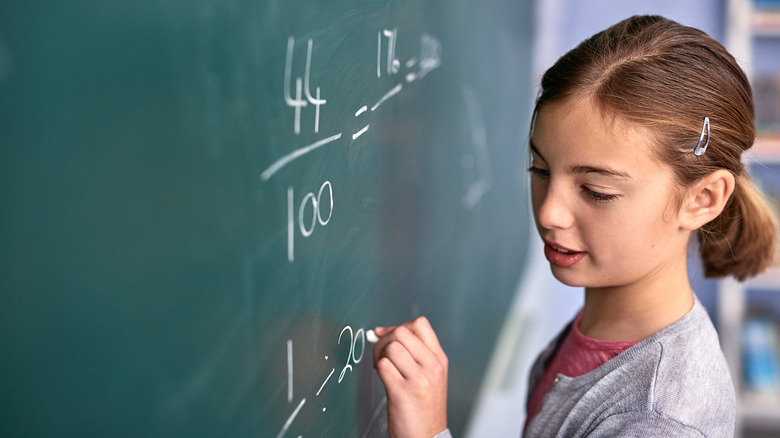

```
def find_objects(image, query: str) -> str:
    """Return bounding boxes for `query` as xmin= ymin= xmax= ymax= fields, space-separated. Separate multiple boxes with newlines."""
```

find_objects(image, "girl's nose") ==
xmin=535 ymin=185 xmax=575 ymax=230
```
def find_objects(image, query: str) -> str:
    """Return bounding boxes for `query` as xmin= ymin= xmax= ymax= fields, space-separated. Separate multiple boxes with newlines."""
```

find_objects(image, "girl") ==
xmin=371 ymin=15 xmax=778 ymax=437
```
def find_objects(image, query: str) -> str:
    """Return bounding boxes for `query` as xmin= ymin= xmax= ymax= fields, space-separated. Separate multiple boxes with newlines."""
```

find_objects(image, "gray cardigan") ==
xmin=523 ymin=297 xmax=735 ymax=437
xmin=432 ymin=297 xmax=734 ymax=438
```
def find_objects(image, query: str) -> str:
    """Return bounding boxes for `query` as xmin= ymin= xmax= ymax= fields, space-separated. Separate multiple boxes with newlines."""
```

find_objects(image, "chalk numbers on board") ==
xmin=270 ymin=27 xmax=443 ymax=438
xmin=263 ymin=29 xmax=442 ymax=263
xmin=284 ymin=37 xmax=326 ymax=135
xmin=377 ymin=28 xmax=400 ymax=77
xmin=287 ymin=181 xmax=333 ymax=262
xmin=337 ymin=326 xmax=365 ymax=382
xmin=279 ymin=326 xmax=369 ymax=438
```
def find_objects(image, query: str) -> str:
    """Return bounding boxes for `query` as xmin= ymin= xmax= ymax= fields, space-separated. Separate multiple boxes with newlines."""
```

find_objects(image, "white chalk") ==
xmin=366 ymin=329 xmax=379 ymax=343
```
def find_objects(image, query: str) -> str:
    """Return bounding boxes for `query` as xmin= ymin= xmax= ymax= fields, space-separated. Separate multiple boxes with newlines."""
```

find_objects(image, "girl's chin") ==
xmin=549 ymin=266 xmax=616 ymax=289
xmin=550 ymin=270 xmax=589 ymax=288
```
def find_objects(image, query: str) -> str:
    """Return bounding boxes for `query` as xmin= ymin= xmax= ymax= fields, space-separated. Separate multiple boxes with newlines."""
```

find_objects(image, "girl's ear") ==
xmin=679 ymin=169 xmax=736 ymax=231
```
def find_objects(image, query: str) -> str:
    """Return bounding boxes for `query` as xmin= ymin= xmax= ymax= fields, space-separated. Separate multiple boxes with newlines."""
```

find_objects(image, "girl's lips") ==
xmin=543 ymin=242 xmax=587 ymax=268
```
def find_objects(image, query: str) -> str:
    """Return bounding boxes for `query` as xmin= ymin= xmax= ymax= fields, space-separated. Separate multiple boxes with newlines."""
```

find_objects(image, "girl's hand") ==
xmin=372 ymin=316 xmax=448 ymax=438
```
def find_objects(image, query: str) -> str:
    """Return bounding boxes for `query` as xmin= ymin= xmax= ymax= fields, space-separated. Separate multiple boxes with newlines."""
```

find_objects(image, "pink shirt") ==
xmin=525 ymin=312 xmax=636 ymax=429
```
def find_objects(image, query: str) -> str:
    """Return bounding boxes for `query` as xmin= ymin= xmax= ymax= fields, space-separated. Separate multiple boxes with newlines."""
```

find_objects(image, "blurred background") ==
xmin=467 ymin=1 xmax=780 ymax=437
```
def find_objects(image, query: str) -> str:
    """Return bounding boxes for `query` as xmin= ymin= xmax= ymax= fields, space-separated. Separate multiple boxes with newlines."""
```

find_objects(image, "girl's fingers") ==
xmin=373 ymin=325 xmax=394 ymax=336
xmin=381 ymin=337 xmax=421 ymax=379
xmin=389 ymin=325 xmax=438 ymax=370
xmin=373 ymin=326 xmax=426 ymax=370
xmin=373 ymin=329 xmax=396 ymax=366
xmin=375 ymin=355 xmax=404 ymax=386
xmin=372 ymin=317 xmax=446 ymax=376
xmin=386 ymin=317 xmax=447 ymax=370
xmin=370 ymin=316 xmax=449 ymax=438
xmin=404 ymin=317 xmax=447 ymax=363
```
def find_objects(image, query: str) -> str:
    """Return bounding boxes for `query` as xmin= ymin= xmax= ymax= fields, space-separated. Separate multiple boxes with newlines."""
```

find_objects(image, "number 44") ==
xmin=284 ymin=36 xmax=326 ymax=135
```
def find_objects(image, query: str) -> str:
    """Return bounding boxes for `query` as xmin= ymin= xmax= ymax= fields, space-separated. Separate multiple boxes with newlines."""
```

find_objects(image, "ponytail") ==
xmin=698 ymin=173 xmax=778 ymax=281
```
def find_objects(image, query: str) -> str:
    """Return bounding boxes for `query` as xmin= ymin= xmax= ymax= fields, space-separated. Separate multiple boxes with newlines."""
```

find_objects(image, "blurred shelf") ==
xmin=744 ymin=267 xmax=780 ymax=291
xmin=719 ymin=2 xmax=780 ymax=436
xmin=753 ymin=133 xmax=780 ymax=163
xmin=740 ymin=392 xmax=780 ymax=429
xmin=753 ymin=9 xmax=780 ymax=36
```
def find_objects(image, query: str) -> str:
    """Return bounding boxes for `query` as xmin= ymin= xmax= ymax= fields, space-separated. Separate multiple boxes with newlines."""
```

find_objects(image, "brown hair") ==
xmin=533 ymin=15 xmax=777 ymax=281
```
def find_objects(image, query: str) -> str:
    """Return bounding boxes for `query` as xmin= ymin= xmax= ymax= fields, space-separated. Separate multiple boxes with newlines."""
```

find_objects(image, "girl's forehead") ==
xmin=532 ymin=99 xmax=661 ymax=175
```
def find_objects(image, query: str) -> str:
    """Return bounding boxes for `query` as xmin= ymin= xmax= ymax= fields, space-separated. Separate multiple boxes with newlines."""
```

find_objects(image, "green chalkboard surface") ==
xmin=0 ymin=1 xmax=533 ymax=436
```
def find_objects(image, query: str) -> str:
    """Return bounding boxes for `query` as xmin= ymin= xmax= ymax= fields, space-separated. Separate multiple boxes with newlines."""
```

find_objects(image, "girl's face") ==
xmin=529 ymin=98 xmax=689 ymax=289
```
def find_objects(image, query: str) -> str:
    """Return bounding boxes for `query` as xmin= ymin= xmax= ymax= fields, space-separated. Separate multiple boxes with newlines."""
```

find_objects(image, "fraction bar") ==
xmin=276 ymin=398 xmax=306 ymax=438
xmin=261 ymin=133 xmax=343 ymax=181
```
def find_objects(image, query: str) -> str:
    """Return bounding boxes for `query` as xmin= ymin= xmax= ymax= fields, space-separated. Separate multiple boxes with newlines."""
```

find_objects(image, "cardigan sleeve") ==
xmin=431 ymin=428 xmax=453 ymax=438
xmin=587 ymin=412 xmax=705 ymax=437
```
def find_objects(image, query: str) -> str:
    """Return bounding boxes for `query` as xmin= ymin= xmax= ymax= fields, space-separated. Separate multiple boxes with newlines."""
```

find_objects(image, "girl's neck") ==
xmin=578 ymin=263 xmax=695 ymax=342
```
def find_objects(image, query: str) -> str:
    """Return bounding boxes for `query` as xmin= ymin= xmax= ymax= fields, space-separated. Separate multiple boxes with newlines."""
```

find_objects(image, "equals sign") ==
xmin=352 ymin=106 xmax=370 ymax=140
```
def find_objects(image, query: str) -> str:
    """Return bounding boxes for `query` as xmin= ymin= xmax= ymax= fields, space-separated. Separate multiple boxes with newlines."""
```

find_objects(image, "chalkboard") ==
xmin=0 ymin=1 xmax=533 ymax=436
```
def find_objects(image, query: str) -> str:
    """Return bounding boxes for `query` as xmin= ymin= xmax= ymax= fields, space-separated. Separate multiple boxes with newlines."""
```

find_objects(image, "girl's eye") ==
xmin=581 ymin=186 xmax=619 ymax=203
xmin=527 ymin=165 xmax=550 ymax=178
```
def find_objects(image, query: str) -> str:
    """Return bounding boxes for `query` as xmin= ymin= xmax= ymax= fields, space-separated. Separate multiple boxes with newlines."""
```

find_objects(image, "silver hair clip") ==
xmin=694 ymin=117 xmax=710 ymax=156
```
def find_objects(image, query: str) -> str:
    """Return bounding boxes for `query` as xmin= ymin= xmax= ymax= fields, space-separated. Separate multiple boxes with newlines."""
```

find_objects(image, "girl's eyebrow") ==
xmin=530 ymin=139 xmax=634 ymax=180
xmin=568 ymin=165 xmax=634 ymax=180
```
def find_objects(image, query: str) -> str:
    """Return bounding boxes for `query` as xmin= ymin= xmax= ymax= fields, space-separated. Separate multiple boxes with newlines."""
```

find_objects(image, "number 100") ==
xmin=288 ymin=181 xmax=333 ymax=262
